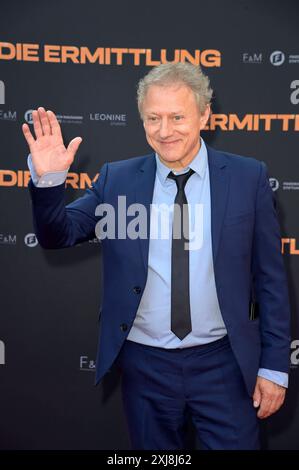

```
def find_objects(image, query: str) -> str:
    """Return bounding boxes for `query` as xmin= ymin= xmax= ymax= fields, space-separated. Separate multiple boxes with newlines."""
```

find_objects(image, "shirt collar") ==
xmin=155 ymin=137 xmax=208 ymax=185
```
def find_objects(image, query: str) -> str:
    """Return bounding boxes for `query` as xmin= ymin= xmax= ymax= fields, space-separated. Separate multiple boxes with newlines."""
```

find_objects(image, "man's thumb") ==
xmin=67 ymin=137 xmax=82 ymax=157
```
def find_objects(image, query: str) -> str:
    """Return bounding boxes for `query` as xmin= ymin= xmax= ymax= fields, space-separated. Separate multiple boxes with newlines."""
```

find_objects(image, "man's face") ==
xmin=142 ymin=83 xmax=210 ymax=170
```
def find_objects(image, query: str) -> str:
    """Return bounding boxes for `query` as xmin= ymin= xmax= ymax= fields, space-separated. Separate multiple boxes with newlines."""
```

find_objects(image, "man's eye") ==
xmin=148 ymin=116 xmax=158 ymax=122
xmin=174 ymin=115 xmax=183 ymax=121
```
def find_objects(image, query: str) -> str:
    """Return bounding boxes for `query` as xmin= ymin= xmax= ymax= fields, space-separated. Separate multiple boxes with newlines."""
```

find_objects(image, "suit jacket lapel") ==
xmin=207 ymin=145 xmax=230 ymax=265
xmin=135 ymin=153 xmax=157 ymax=272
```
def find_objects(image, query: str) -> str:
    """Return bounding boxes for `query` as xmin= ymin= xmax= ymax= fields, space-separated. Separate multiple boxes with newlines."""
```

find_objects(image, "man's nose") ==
xmin=159 ymin=118 xmax=173 ymax=139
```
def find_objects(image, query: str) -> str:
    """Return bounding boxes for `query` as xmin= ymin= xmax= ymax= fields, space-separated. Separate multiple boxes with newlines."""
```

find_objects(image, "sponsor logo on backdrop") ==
xmin=270 ymin=50 xmax=299 ymax=66
xmin=282 ymin=181 xmax=299 ymax=190
xmin=270 ymin=51 xmax=285 ymax=66
xmin=90 ymin=113 xmax=127 ymax=126
xmin=290 ymin=80 xmax=299 ymax=105
xmin=0 ymin=233 xmax=16 ymax=245
xmin=291 ymin=339 xmax=299 ymax=369
xmin=242 ymin=53 xmax=262 ymax=64
xmin=281 ymin=238 xmax=299 ymax=255
xmin=0 ymin=109 xmax=17 ymax=121
xmin=269 ymin=178 xmax=279 ymax=191
xmin=0 ymin=169 xmax=99 ymax=188
xmin=289 ymin=55 xmax=299 ymax=64
xmin=24 ymin=233 xmax=38 ymax=247
xmin=0 ymin=340 xmax=5 ymax=365
xmin=24 ymin=110 xmax=34 ymax=123
xmin=80 ymin=355 xmax=96 ymax=372
xmin=269 ymin=177 xmax=299 ymax=191
xmin=25 ymin=109 xmax=83 ymax=125
xmin=0 ymin=80 xmax=4 ymax=104
xmin=0 ymin=42 xmax=221 ymax=67
xmin=205 ymin=113 xmax=299 ymax=131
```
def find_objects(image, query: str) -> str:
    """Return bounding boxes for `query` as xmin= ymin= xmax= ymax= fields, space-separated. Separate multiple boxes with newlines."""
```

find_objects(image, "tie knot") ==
xmin=168 ymin=168 xmax=194 ymax=191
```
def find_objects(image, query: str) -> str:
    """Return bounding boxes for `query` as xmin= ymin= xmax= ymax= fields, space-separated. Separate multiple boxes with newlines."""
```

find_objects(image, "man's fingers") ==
xmin=257 ymin=390 xmax=286 ymax=419
xmin=67 ymin=137 xmax=82 ymax=159
xmin=32 ymin=110 xmax=43 ymax=138
xmin=47 ymin=110 xmax=62 ymax=138
xmin=267 ymin=392 xmax=286 ymax=417
xmin=22 ymin=123 xmax=35 ymax=148
xmin=258 ymin=398 xmax=279 ymax=419
xmin=275 ymin=395 xmax=286 ymax=413
xmin=38 ymin=107 xmax=51 ymax=135
xmin=257 ymin=397 xmax=272 ymax=419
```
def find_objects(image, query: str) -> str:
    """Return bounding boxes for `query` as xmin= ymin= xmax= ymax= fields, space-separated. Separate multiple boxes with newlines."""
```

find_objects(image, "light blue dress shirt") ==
xmin=128 ymin=140 xmax=226 ymax=348
xmin=27 ymin=141 xmax=288 ymax=387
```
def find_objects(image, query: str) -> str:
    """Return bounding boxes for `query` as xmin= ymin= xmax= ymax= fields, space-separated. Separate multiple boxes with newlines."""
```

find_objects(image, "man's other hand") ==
xmin=253 ymin=376 xmax=286 ymax=419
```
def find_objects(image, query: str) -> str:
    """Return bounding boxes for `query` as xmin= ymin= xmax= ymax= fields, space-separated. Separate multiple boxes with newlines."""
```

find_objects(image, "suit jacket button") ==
xmin=120 ymin=323 xmax=128 ymax=332
xmin=133 ymin=286 xmax=141 ymax=294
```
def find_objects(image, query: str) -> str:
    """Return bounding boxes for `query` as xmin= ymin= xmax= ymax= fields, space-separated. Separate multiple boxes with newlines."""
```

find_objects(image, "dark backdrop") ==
xmin=0 ymin=0 xmax=298 ymax=450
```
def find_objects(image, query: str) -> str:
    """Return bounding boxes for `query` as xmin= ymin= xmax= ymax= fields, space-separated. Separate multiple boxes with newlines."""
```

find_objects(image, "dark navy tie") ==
xmin=168 ymin=168 xmax=194 ymax=339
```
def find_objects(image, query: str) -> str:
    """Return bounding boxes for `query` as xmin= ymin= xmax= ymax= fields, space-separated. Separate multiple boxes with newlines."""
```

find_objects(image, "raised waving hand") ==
xmin=22 ymin=107 xmax=82 ymax=177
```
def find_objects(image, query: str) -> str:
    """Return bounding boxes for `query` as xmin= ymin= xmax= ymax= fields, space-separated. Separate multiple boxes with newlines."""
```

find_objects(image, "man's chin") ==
xmin=157 ymin=153 xmax=181 ymax=164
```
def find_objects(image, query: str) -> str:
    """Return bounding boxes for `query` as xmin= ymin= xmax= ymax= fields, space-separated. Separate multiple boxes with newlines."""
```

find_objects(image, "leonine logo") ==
xmin=0 ymin=80 xmax=4 ymax=104
xmin=0 ymin=340 xmax=5 ymax=365
xmin=0 ymin=41 xmax=221 ymax=67
xmin=90 ymin=113 xmax=127 ymax=126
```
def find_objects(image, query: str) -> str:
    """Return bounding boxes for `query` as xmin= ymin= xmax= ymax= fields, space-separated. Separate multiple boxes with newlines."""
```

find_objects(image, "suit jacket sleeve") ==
xmin=253 ymin=161 xmax=291 ymax=373
xmin=28 ymin=163 xmax=108 ymax=248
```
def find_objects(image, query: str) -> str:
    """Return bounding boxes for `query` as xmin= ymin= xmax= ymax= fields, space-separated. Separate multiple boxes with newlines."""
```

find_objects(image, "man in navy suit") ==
xmin=22 ymin=63 xmax=290 ymax=450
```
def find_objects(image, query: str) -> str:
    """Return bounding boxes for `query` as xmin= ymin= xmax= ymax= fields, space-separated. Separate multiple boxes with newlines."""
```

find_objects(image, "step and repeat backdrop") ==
xmin=0 ymin=0 xmax=298 ymax=450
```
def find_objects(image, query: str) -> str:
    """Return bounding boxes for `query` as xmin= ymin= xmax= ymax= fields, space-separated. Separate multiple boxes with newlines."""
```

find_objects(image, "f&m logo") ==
xmin=0 ymin=80 xmax=4 ymax=104
xmin=0 ymin=340 xmax=5 ymax=365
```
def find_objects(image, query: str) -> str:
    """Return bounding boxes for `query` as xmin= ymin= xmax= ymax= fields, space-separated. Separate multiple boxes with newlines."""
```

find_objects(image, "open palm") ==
xmin=22 ymin=107 xmax=82 ymax=178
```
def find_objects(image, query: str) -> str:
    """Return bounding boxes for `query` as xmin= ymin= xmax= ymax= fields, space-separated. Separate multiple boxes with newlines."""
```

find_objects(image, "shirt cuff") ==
xmin=27 ymin=154 xmax=69 ymax=188
xmin=258 ymin=368 xmax=289 ymax=388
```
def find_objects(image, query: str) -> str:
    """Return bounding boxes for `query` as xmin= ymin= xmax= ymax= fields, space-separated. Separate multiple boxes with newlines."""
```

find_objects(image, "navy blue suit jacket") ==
xmin=29 ymin=145 xmax=290 ymax=395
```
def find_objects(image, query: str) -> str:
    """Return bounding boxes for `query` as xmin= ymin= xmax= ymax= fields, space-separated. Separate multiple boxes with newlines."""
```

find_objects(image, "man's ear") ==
xmin=199 ymin=105 xmax=211 ymax=130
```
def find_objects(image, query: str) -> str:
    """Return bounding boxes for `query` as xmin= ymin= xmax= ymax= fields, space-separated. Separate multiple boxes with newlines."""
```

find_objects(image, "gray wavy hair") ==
xmin=137 ymin=62 xmax=213 ymax=117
